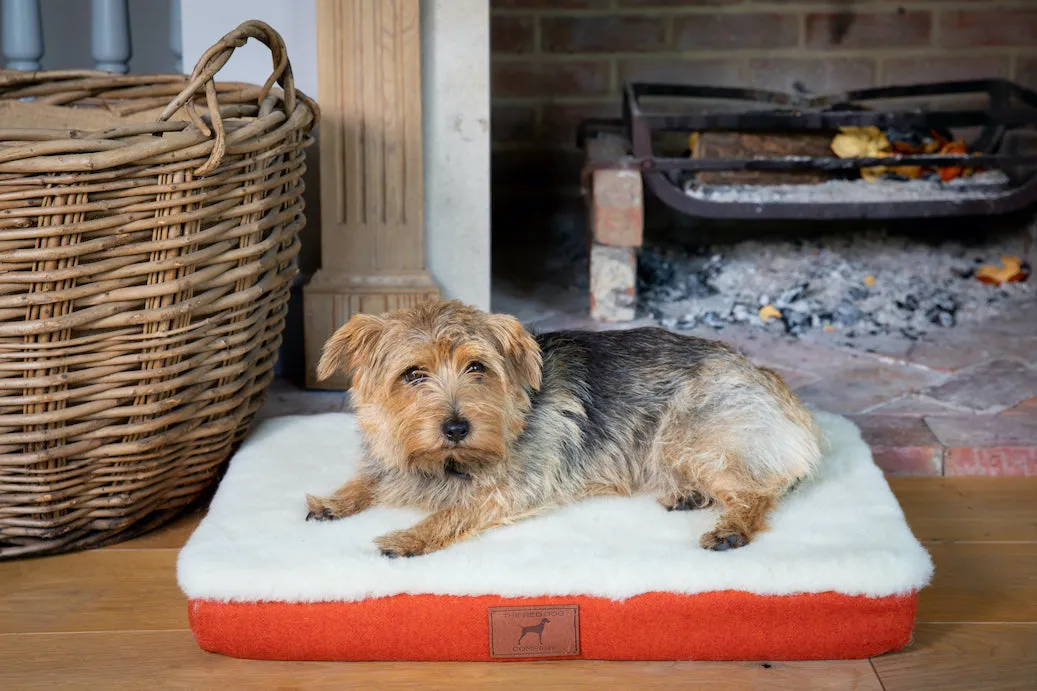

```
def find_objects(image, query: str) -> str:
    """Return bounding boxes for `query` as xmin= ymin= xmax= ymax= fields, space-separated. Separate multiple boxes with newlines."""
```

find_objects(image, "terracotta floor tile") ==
xmin=921 ymin=360 xmax=1037 ymax=414
xmin=793 ymin=364 xmax=947 ymax=414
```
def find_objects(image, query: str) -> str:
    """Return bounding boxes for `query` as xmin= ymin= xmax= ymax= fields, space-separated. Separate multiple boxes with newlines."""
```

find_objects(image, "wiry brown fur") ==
xmin=308 ymin=300 xmax=823 ymax=557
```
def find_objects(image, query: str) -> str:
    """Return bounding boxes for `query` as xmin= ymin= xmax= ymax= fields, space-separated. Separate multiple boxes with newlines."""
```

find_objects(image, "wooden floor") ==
xmin=2 ymin=478 xmax=1036 ymax=690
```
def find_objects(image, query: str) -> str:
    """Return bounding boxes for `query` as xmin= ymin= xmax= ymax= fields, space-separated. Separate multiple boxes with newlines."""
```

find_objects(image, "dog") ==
xmin=518 ymin=618 xmax=550 ymax=646
xmin=306 ymin=300 xmax=822 ymax=558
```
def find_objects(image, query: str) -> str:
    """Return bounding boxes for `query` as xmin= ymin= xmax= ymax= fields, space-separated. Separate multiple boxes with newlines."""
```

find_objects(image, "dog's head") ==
xmin=316 ymin=300 xmax=542 ymax=474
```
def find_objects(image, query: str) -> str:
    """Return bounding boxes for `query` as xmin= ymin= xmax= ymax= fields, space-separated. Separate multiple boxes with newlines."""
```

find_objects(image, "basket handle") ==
xmin=158 ymin=20 xmax=299 ymax=176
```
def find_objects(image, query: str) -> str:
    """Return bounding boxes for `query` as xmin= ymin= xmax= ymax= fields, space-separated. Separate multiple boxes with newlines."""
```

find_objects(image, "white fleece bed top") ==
xmin=177 ymin=412 xmax=933 ymax=603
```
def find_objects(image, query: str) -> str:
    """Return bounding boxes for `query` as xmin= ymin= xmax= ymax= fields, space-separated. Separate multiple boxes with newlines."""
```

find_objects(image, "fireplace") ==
xmin=490 ymin=0 xmax=1037 ymax=335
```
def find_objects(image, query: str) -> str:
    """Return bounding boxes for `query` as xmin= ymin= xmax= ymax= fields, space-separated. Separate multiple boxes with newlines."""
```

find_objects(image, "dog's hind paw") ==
xmin=700 ymin=530 xmax=749 ymax=551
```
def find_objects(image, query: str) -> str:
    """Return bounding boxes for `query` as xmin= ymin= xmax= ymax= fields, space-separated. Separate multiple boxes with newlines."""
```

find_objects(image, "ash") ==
xmin=684 ymin=170 xmax=1012 ymax=205
xmin=640 ymin=230 xmax=1034 ymax=340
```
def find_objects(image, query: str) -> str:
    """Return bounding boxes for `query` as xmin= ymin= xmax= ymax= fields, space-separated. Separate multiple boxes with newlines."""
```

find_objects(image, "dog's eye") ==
xmin=402 ymin=367 xmax=427 ymax=385
xmin=465 ymin=361 xmax=486 ymax=375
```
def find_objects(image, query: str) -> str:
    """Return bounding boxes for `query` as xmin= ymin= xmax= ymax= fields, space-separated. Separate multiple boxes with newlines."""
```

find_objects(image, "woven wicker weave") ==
xmin=0 ymin=21 xmax=319 ymax=558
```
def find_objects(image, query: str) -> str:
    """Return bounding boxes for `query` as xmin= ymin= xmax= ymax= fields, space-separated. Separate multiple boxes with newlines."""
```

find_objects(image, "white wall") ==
xmin=179 ymin=0 xmax=491 ymax=311
xmin=420 ymin=0 xmax=491 ymax=311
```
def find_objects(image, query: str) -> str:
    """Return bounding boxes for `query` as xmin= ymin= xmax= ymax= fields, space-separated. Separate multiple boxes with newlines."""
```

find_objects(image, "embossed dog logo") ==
xmin=517 ymin=618 xmax=551 ymax=646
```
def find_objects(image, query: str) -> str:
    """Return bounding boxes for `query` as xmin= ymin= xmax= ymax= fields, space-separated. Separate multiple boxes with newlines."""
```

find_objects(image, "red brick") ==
xmin=491 ymin=105 xmax=536 ymax=143
xmin=1020 ymin=58 xmax=1037 ymax=91
xmin=492 ymin=0 xmax=608 ymax=8
xmin=883 ymin=56 xmax=1010 ymax=87
xmin=944 ymin=447 xmax=1037 ymax=476
xmin=541 ymin=102 xmax=619 ymax=144
xmin=542 ymin=16 xmax=668 ymax=54
xmin=675 ymin=13 xmax=798 ymax=51
xmin=872 ymin=447 xmax=944 ymax=476
xmin=619 ymin=57 xmax=743 ymax=87
xmin=492 ymin=16 xmax=535 ymax=54
xmin=492 ymin=61 xmax=610 ymax=98
xmin=747 ymin=58 xmax=876 ymax=94
xmin=921 ymin=360 xmax=1037 ymax=415
xmin=924 ymin=415 xmax=1037 ymax=448
xmin=940 ymin=10 xmax=1037 ymax=48
xmin=805 ymin=11 xmax=931 ymax=50
xmin=590 ymin=243 xmax=637 ymax=322
xmin=591 ymin=169 xmax=643 ymax=247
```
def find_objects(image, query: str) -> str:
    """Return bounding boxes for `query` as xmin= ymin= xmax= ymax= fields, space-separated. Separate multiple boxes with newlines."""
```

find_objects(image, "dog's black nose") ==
xmin=442 ymin=417 xmax=470 ymax=442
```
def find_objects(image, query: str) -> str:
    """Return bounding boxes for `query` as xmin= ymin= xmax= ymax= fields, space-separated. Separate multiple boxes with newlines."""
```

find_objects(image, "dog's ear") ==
xmin=316 ymin=313 xmax=386 ymax=383
xmin=485 ymin=314 xmax=543 ymax=392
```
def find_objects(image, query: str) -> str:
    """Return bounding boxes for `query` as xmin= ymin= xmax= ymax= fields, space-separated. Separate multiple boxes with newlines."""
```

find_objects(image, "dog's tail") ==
xmin=687 ymin=360 xmax=823 ymax=484
xmin=738 ymin=366 xmax=823 ymax=481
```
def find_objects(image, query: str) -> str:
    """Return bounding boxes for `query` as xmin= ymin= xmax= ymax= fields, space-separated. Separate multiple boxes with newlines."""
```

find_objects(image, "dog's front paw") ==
xmin=374 ymin=529 xmax=433 ymax=558
xmin=700 ymin=530 xmax=749 ymax=551
xmin=305 ymin=494 xmax=347 ymax=522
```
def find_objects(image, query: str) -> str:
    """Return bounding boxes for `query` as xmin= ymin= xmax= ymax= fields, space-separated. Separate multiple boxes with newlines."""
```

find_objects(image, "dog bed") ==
xmin=177 ymin=412 xmax=932 ymax=661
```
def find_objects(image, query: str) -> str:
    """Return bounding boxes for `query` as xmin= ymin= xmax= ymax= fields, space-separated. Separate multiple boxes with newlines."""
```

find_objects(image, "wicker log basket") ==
xmin=0 ymin=21 xmax=319 ymax=559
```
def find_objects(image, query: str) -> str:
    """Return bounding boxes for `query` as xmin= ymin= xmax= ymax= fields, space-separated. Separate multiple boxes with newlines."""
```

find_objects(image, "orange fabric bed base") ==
xmin=188 ymin=590 xmax=918 ymax=661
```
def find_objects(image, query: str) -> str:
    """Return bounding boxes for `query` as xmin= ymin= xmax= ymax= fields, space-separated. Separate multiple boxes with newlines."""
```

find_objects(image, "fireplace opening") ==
xmin=490 ymin=4 xmax=1037 ymax=355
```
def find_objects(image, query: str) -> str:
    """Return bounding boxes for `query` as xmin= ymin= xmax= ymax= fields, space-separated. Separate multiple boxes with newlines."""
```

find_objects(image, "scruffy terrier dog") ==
xmin=307 ymin=300 xmax=822 ymax=558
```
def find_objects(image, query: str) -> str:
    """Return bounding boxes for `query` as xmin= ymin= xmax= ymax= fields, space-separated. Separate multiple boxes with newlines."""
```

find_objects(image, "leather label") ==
xmin=488 ymin=605 xmax=580 ymax=658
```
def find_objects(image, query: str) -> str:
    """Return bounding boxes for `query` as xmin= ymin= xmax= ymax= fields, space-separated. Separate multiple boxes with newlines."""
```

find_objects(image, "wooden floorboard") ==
xmin=0 ymin=550 xmax=185 ymax=634
xmin=890 ymin=477 xmax=1037 ymax=543
xmin=901 ymin=622 xmax=1037 ymax=656
xmin=918 ymin=543 xmax=1037 ymax=622
xmin=872 ymin=623 xmax=1037 ymax=691
xmin=0 ymin=630 xmax=883 ymax=691
xmin=1 ymin=477 xmax=1034 ymax=688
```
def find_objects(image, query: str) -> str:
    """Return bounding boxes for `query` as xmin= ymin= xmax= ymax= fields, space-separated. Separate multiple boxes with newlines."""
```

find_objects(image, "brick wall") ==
xmin=490 ymin=0 xmax=1037 ymax=202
